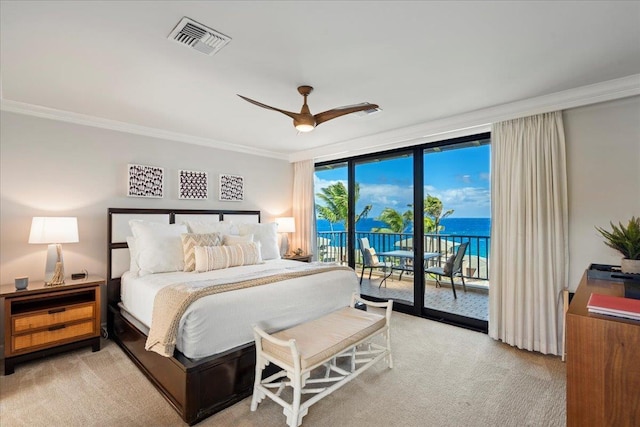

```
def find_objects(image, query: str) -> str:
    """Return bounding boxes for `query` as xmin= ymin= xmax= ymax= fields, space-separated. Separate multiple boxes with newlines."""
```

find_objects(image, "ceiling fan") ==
xmin=237 ymin=85 xmax=379 ymax=132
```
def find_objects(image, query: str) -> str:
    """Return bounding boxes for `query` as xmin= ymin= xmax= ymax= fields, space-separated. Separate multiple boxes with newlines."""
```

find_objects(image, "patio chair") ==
xmin=359 ymin=237 xmax=392 ymax=285
xmin=425 ymin=242 xmax=469 ymax=299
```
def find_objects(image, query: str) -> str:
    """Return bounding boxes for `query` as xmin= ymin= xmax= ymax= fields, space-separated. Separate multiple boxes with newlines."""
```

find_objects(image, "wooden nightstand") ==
xmin=283 ymin=254 xmax=313 ymax=263
xmin=1 ymin=275 xmax=104 ymax=375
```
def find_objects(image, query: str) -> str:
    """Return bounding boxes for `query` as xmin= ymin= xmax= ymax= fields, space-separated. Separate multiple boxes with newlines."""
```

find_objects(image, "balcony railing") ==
xmin=317 ymin=231 xmax=490 ymax=281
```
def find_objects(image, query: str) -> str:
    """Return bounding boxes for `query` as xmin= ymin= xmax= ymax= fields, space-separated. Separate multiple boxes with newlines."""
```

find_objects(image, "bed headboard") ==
xmin=107 ymin=208 xmax=261 ymax=306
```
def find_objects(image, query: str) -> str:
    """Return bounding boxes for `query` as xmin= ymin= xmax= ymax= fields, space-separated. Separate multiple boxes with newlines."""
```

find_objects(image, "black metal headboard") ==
xmin=106 ymin=208 xmax=261 ymax=306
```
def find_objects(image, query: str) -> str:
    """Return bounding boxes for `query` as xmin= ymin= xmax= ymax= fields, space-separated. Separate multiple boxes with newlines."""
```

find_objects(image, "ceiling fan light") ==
xmin=295 ymin=123 xmax=315 ymax=132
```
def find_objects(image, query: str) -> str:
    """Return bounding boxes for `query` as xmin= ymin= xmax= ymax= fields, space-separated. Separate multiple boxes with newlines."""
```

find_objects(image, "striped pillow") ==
xmin=181 ymin=233 xmax=222 ymax=272
xmin=194 ymin=242 xmax=263 ymax=272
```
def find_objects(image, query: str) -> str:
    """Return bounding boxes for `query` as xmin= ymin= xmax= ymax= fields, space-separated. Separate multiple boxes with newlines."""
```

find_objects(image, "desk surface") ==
xmin=378 ymin=250 xmax=440 ymax=259
xmin=567 ymin=273 xmax=639 ymax=325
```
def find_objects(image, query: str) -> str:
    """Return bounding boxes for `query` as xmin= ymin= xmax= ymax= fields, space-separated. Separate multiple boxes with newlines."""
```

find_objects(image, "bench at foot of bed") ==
xmin=251 ymin=293 xmax=393 ymax=427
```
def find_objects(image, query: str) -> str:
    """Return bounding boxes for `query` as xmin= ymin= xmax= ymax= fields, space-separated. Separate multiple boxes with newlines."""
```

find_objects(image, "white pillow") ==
xmin=194 ymin=242 xmax=263 ymax=272
xmin=237 ymin=222 xmax=281 ymax=260
xmin=186 ymin=220 xmax=238 ymax=235
xmin=223 ymin=233 xmax=253 ymax=246
xmin=126 ymin=236 xmax=140 ymax=273
xmin=129 ymin=220 xmax=188 ymax=274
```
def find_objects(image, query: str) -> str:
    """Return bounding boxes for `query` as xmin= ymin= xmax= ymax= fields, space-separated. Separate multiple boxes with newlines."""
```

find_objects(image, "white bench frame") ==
xmin=251 ymin=294 xmax=393 ymax=427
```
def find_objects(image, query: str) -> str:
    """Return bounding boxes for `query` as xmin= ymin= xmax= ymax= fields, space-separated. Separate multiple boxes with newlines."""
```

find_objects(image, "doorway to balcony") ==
xmin=315 ymin=133 xmax=490 ymax=332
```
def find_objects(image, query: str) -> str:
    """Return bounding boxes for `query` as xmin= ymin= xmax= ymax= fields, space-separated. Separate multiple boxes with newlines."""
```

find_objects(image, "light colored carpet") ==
xmin=0 ymin=311 xmax=565 ymax=426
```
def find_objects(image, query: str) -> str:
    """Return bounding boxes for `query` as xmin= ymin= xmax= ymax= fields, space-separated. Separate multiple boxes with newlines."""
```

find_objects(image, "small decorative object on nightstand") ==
xmin=14 ymin=277 xmax=29 ymax=290
xmin=1 ymin=276 xmax=104 ymax=375
xmin=284 ymin=254 xmax=313 ymax=263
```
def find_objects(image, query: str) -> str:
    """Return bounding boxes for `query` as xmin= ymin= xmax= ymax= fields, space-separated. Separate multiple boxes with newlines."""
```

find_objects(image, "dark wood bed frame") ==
xmin=107 ymin=207 xmax=275 ymax=425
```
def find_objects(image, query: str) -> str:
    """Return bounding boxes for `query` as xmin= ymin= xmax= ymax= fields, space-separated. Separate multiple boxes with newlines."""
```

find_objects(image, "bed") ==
xmin=107 ymin=208 xmax=359 ymax=425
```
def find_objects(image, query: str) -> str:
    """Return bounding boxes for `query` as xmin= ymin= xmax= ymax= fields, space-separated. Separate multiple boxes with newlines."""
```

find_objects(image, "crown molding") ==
xmin=2 ymin=74 xmax=638 ymax=164
xmin=289 ymin=74 xmax=640 ymax=163
xmin=0 ymin=99 xmax=289 ymax=161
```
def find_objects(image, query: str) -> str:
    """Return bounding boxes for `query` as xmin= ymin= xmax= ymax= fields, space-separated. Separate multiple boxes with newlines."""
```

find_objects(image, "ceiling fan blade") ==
xmin=237 ymin=94 xmax=301 ymax=121
xmin=314 ymin=103 xmax=379 ymax=126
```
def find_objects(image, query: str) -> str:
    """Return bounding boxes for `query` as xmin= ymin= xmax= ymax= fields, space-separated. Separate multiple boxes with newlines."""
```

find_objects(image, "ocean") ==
xmin=316 ymin=217 xmax=491 ymax=257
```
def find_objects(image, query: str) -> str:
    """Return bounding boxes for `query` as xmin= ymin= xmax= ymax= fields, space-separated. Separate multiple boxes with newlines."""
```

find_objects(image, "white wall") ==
xmin=0 ymin=111 xmax=293 ymax=285
xmin=1 ymin=96 xmax=638 ymax=296
xmin=564 ymin=96 xmax=640 ymax=289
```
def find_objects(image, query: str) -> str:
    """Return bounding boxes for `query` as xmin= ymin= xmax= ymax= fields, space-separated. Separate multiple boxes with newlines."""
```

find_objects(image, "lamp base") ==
xmin=46 ymin=262 xmax=66 ymax=286
xmin=280 ymin=233 xmax=290 ymax=257
xmin=44 ymin=244 xmax=66 ymax=286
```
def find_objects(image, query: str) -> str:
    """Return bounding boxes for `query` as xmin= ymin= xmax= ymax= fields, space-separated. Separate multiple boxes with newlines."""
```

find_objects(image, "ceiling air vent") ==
xmin=168 ymin=17 xmax=231 ymax=56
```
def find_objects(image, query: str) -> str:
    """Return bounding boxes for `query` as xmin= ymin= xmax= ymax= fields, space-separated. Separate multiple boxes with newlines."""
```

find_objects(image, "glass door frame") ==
xmin=316 ymin=132 xmax=490 ymax=331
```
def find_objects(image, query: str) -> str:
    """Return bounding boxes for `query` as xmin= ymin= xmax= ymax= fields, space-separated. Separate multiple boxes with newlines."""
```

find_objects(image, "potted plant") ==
xmin=596 ymin=216 xmax=640 ymax=274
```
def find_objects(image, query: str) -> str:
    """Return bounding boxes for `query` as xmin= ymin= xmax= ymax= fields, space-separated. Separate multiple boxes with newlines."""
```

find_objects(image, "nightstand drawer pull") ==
xmin=48 ymin=308 xmax=66 ymax=314
xmin=48 ymin=324 xmax=66 ymax=331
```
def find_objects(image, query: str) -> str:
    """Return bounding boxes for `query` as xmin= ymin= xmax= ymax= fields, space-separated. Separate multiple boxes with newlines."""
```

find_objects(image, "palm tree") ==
xmin=424 ymin=216 xmax=436 ymax=233
xmin=424 ymin=195 xmax=454 ymax=234
xmin=316 ymin=182 xmax=371 ymax=232
xmin=405 ymin=203 xmax=436 ymax=233
xmin=373 ymin=207 xmax=413 ymax=233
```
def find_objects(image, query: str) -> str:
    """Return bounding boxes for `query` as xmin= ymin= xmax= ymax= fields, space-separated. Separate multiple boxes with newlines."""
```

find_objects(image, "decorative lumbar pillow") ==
xmin=181 ymin=233 xmax=221 ymax=272
xmin=223 ymin=233 xmax=253 ymax=246
xmin=129 ymin=220 xmax=189 ymax=274
xmin=194 ymin=242 xmax=263 ymax=272
xmin=443 ymin=255 xmax=456 ymax=275
xmin=237 ymin=222 xmax=281 ymax=260
xmin=185 ymin=220 xmax=238 ymax=235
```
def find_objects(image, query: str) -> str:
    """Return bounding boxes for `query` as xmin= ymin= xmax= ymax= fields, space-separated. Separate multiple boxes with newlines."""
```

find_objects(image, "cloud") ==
xmin=359 ymin=183 xmax=413 ymax=215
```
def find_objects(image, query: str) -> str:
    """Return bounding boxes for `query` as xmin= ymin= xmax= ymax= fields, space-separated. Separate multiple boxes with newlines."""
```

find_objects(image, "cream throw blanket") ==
xmin=145 ymin=263 xmax=354 ymax=357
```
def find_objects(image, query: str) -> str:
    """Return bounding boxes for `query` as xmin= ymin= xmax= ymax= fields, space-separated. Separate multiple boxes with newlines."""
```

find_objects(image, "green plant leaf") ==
xmin=595 ymin=216 xmax=640 ymax=260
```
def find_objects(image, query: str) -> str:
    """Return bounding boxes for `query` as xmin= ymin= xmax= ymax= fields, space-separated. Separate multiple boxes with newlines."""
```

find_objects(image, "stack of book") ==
xmin=587 ymin=293 xmax=640 ymax=321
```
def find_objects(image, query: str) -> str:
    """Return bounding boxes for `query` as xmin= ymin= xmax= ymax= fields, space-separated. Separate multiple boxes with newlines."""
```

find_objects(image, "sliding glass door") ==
xmin=422 ymin=140 xmax=491 ymax=329
xmin=354 ymin=152 xmax=415 ymax=305
xmin=315 ymin=162 xmax=350 ymax=265
xmin=314 ymin=133 xmax=491 ymax=332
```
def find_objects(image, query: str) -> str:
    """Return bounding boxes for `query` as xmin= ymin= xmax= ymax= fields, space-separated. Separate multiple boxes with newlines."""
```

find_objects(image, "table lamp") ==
xmin=29 ymin=217 xmax=79 ymax=286
xmin=276 ymin=217 xmax=296 ymax=256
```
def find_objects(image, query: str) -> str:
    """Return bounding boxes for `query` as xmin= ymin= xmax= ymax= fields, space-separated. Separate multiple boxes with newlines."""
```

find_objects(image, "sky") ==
xmin=315 ymin=144 xmax=491 ymax=218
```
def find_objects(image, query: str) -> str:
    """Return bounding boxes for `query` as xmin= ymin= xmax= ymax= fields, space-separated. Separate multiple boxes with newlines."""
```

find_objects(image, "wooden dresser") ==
xmin=2 ymin=276 xmax=104 ymax=375
xmin=566 ymin=272 xmax=640 ymax=426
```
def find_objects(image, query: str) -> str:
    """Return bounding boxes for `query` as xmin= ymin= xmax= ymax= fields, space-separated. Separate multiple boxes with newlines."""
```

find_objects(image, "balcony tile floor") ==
xmin=359 ymin=273 xmax=489 ymax=321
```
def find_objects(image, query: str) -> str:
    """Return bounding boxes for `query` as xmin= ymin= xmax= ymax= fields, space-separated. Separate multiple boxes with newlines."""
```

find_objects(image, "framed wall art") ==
xmin=179 ymin=169 xmax=208 ymax=200
xmin=219 ymin=174 xmax=244 ymax=201
xmin=127 ymin=163 xmax=164 ymax=198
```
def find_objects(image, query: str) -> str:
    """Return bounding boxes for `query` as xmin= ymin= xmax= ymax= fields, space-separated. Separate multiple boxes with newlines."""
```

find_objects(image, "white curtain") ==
xmin=291 ymin=160 xmax=317 ymax=258
xmin=489 ymin=111 xmax=568 ymax=355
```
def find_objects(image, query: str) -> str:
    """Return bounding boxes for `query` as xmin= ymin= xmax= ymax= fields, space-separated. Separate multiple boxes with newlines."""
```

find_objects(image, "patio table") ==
xmin=377 ymin=250 xmax=441 ymax=288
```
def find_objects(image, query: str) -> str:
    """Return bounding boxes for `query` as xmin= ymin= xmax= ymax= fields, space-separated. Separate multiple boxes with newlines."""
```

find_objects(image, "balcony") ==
xmin=317 ymin=231 xmax=490 ymax=322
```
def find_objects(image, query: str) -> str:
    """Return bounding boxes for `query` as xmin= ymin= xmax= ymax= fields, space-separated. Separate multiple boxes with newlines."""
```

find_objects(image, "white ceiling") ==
xmin=1 ymin=1 xmax=639 ymax=161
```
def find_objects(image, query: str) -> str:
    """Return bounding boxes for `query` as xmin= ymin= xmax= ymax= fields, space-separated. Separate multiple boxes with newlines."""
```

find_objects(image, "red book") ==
xmin=587 ymin=293 xmax=640 ymax=321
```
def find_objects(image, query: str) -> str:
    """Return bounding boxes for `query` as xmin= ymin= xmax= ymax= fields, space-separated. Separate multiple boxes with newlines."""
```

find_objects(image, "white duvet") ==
xmin=121 ymin=259 xmax=360 ymax=359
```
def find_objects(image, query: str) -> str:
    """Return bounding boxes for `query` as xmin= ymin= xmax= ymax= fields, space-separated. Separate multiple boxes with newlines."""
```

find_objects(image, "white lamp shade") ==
xmin=276 ymin=217 xmax=296 ymax=233
xmin=29 ymin=217 xmax=79 ymax=244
